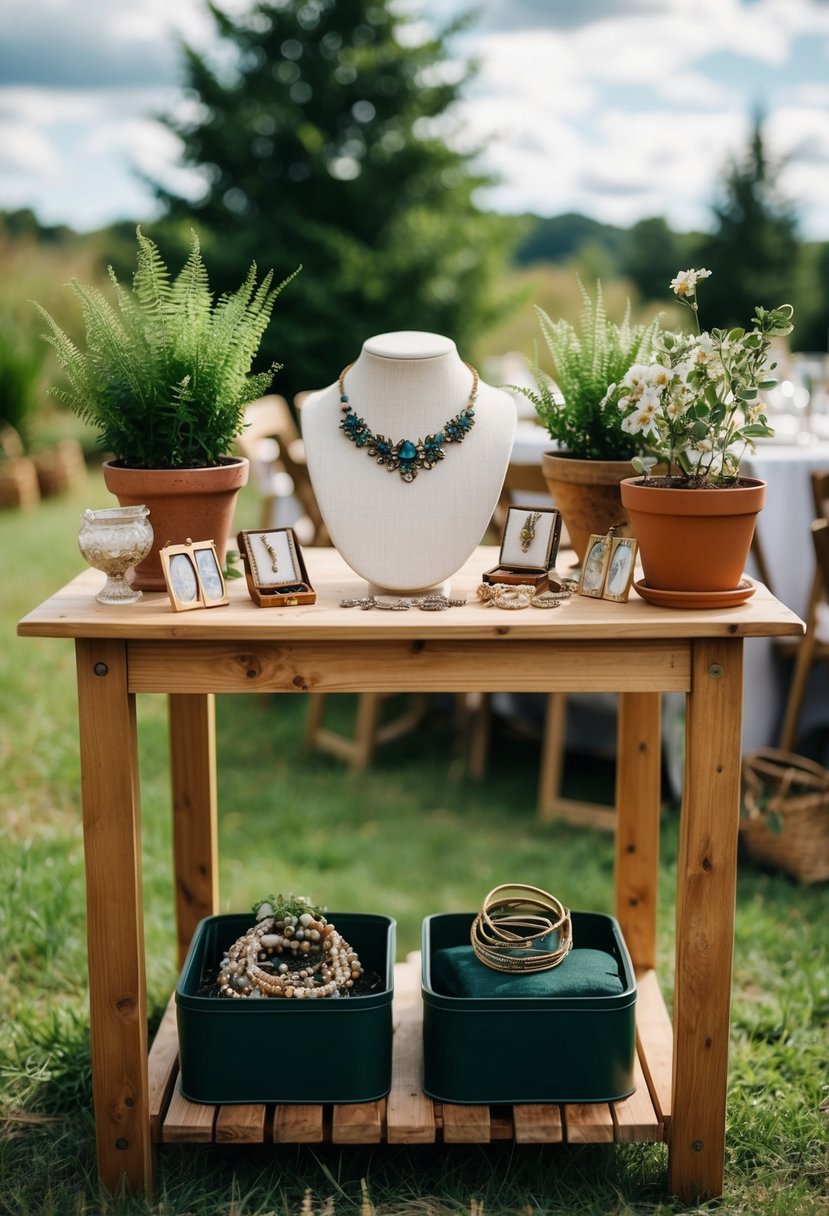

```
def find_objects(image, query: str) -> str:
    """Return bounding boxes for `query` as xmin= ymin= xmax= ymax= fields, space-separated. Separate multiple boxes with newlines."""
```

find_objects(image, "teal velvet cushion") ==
xmin=432 ymin=945 xmax=624 ymax=998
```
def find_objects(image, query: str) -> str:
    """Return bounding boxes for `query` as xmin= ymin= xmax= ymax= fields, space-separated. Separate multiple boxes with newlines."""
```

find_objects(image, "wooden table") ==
xmin=18 ymin=546 xmax=803 ymax=1203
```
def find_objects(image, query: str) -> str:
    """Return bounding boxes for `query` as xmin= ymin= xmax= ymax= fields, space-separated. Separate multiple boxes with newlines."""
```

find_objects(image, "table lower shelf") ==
xmin=148 ymin=956 xmax=672 ymax=1148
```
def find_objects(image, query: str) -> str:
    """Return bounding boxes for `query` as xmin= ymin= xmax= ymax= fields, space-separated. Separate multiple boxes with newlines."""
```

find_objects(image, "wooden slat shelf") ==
xmin=149 ymin=956 xmax=672 ymax=1148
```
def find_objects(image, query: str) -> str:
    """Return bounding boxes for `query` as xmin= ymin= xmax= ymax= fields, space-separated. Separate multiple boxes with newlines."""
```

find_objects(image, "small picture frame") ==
xmin=236 ymin=528 xmax=317 ymax=606
xmin=578 ymin=533 xmax=612 ymax=598
xmin=500 ymin=506 xmax=561 ymax=571
xmin=160 ymin=540 xmax=229 ymax=612
xmin=603 ymin=536 xmax=638 ymax=603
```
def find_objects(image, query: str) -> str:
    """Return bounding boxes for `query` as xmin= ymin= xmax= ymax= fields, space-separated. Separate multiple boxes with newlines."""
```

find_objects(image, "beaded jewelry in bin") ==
xmin=217 ymin=898 xmax=363 ymax=1000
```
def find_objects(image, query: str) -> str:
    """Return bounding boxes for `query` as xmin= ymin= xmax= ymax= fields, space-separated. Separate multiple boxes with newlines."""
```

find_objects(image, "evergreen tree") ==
xmin=620 ymin=217 xmax=693 ymax=303
xmin=155 ymin=0 xmax=513 ymax=396
xmin=696 ymin=117 xmax=798 ymax=327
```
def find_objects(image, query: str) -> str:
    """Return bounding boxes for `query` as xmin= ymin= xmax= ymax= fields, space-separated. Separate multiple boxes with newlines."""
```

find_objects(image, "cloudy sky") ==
xmin=1 ymin=0 xmax=828 ymax=237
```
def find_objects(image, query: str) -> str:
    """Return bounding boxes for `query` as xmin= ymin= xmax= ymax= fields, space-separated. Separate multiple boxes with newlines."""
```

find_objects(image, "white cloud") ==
xmin=0 ymin=122 xmax=61 ymax=180
xmin=0 ymin=0 xmax=828 ymax=236
xmin=460 ymin=1 xmax=829 ymax=235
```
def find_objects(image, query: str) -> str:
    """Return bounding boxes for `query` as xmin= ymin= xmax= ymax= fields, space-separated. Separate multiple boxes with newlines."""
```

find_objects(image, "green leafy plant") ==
xmin=33 ymin=228 xmax=299 ymax=469
xmin=609 ymin=269 xmax=795 ymax=486
xmin=513 ymin=281 xmax=662 ymax=460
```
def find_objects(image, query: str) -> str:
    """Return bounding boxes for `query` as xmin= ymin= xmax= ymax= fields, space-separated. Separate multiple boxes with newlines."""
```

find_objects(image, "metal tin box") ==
xmin=176 ymin=912 xmax=395 ymax=1104
xmin=422 ymin=910 xmax=636 ymax=1104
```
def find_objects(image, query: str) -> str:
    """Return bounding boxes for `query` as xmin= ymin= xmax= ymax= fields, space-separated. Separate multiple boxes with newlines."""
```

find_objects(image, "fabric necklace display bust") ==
xmin=302 ymin=331 xmax=516 ymax=593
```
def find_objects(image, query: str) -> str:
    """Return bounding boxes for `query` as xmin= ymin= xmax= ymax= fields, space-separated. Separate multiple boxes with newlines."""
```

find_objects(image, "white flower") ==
xmin=646 ymin=365 xmax=672 ymax=388
xmin=620 ymin=363 xmax=650 ymax=389
xmin=609 ymin=266 xmax=790 ymax=485
xmin=621 ymin=403 xmax=660 ymax=439
xmin=599 ymin=382 xmax=617 ymax=410
xmin=664 ymin=394 xmax=688 ymax=420
xmin=669 ymin=268 xmax=712 ymax=299
xmin=639 ymin=384 xmax=663 ymax=410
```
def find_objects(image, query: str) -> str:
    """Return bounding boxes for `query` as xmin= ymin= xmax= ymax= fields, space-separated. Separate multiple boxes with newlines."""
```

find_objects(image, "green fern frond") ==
xmin=71 ymin=281 xmax=151 ymax=416
xmin=33 ymin=228 xmax=300 ymax=467
xmin=32 ymin=301 xmax=92 ymax=410
xmin=524 ymin=284 xmax=661 ymax=459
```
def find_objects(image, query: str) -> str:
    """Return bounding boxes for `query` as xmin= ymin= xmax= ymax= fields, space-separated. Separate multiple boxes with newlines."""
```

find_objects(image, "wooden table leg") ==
xmin=169 ymin=694 xmax=219 ymax=966
xmin=615 ymin=692 xmax=662 ymax=972
xmin=669 ymin=638 xmax=743 ymax=1202
xmin=76 ymin=640 xmax=153 ymax=1196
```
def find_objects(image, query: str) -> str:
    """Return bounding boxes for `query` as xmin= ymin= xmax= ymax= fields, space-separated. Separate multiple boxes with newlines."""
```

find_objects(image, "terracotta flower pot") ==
xmin=103 ymin=457 xmax=249 ymax=591
xmin=541 ymin=451 xmax=636 ymax=565
xmin=620 ymin=476 xmax=766 ymax=593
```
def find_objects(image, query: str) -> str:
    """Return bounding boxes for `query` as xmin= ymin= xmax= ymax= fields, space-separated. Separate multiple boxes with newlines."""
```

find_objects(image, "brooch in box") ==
xmin=483 ymin=506 xmax=562 ymax=592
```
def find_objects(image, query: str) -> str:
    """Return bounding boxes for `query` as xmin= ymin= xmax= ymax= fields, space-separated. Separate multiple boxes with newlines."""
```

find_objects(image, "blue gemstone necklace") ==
xmin=338 ymin=362 xmax=478 ymax=483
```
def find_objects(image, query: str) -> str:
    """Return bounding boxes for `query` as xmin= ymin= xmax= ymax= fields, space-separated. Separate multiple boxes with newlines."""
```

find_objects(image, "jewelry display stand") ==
xmin=302 ymin=331 xmax=516 ymax=594
xmin=483 ymin=506 xmax=563 ymax=592
xmin=237 ymin=529 xmax=316 ymax=606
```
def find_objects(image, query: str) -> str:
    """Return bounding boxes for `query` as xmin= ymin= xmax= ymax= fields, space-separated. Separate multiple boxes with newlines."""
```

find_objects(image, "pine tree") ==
xmin=697 ymin=117 xmax=798 ymax=327
xmin=155 ymin=0 xmax=513 ymax=396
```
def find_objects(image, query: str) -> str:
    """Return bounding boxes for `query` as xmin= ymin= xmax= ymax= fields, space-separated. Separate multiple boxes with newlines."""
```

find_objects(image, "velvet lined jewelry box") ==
xmin=483 ymin=506 xmax=563 ymax=592
xmin=237 ymin=528 xmax=317 ymax=606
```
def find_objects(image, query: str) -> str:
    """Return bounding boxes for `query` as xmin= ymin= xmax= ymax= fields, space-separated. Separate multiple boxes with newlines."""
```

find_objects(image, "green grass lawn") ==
xmin=1 ymin=470 xmax=827 ymax=1215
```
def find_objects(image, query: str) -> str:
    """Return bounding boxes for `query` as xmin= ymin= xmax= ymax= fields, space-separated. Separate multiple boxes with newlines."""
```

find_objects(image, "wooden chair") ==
xmin=304 ymin=693 xmax=433 ymax=771
xmin=778 ymin=515 xmax=829 ymax=750
xmin=237 ymin=396 xmax=330 ymax=544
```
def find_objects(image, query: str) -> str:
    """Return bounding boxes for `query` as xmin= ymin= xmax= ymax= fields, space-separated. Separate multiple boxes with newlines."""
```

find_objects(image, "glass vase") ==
xmin=78 ymin=506 xmax=154 ymax=604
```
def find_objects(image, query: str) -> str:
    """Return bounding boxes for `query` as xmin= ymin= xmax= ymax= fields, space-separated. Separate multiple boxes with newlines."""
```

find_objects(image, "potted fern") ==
xmin=35 ymin=228 xmax=298 ymax=589
xmin=514 ymin=282 xmax=660 ymax=563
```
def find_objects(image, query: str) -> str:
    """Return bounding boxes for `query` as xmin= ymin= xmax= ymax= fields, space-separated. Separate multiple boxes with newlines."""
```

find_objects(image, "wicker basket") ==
xmin=741 ymin=748 xmax=829 ymax=884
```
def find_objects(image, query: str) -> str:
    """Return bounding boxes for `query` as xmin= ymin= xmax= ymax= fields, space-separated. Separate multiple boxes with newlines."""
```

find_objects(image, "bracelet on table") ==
xmin=470 ymin=883 xmax=573 ymax=973
xmin=476 ymin=582 xmax=535 ymax=609
xmin=339 ymin=594 xmax=466 ymax=611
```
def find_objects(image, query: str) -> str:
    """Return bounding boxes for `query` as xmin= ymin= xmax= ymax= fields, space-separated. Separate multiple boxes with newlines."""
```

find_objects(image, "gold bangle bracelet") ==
xmin=470 ymin=883 xmax=573 ymax=973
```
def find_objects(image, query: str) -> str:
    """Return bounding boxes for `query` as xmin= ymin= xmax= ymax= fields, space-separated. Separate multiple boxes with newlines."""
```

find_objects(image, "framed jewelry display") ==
xmin=160 ymin=540 xmax=229 ymax=612
xmin=603 ymin=536 xmax=638 ymax=602
xmin=482 ymin=506 xmax=562 ymax=592
xmin=236 ymin=528 xmax=316 ymax=607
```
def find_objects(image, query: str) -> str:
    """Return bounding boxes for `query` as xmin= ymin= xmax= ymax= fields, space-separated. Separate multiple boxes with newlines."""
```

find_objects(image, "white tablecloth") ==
xmin=741 ymin=440 xmax=829 ymax=750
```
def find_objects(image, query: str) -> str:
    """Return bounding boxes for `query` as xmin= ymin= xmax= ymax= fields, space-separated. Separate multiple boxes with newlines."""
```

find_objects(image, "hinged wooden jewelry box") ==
xmin=483 ymin=506 xmax=562 ymax=592
xmin=237 ymin=528 xmax=317 ymax=606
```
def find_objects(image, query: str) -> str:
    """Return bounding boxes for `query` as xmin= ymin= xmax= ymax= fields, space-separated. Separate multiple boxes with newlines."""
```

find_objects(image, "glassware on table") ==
xmin=793 ymin=352 xmax=829 ymax=439
xmin=78 ymin=506 xmax=153 ymax=604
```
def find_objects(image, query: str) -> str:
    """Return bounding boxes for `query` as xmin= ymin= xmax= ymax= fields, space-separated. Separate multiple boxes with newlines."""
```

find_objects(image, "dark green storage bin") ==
xmin=176 ymin=912 xmax=395 ymax=1104
xmin=422 ymin=911 xmax=636 ymax=1104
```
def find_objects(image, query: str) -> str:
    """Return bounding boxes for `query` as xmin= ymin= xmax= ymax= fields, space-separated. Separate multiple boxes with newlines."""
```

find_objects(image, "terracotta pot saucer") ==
xmin=634 ymin=578 xmax=756 ymax=610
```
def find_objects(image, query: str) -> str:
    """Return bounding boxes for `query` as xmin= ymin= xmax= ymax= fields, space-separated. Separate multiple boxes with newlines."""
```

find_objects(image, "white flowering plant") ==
xmin=604 ymin=268 xmax=794 ymax=486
